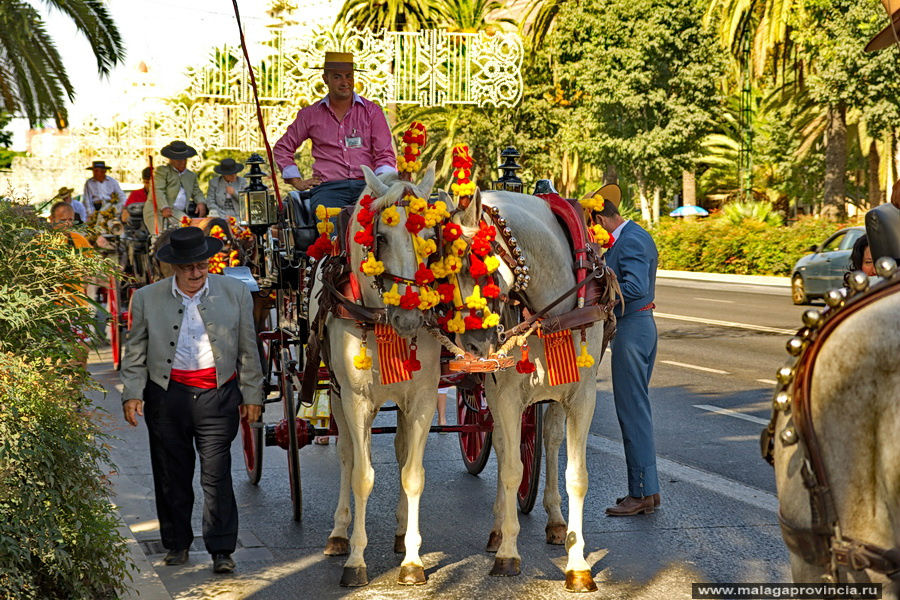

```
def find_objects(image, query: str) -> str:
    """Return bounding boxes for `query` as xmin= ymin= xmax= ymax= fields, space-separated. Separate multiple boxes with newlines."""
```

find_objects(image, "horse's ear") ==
xmin=362 ymin=165 xmax=389 ymax=198
xmin=419 ymin=161 xmax=437 ymax=198
xmin=456 ymin=187 xmax=482 ymax=229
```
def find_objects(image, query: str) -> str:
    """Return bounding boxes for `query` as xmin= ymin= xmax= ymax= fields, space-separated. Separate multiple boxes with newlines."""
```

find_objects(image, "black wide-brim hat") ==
xmin=156 ymin=226 xmax=224 ymax=264
xmin=161 ymin=140 xmax=198 ymax=160
xmin=214 ymin=158 xmax=244 ymax=175
xmin=87 ymin=160 xmax=111 ymax=170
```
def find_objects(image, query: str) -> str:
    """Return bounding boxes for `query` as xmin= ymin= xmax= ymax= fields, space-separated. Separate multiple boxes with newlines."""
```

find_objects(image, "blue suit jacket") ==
xmin=604 ymin=220 xmax=658 ymax=318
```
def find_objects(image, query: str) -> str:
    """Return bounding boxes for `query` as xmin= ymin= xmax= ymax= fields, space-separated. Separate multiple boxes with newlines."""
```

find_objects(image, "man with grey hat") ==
xmin=120 ymin=226 xmax=263 ymax=574
xmin=83 ymin=160 xmax=127 ymax=217
xmin=273 ymin=51 xmax=396 ymax=211
xmin=145 ymin=140 xmax=208 ymax=233
xmin=205 ymin=158 xmax=246 ymax=219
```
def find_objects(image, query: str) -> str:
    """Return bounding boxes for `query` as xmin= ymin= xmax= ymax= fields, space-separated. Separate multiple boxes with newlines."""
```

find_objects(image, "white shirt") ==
xmin=171 ymin=278 xmax=215 ymax=371
xmin=69 ymin=199 xmax=88 ymax=223
xmin=610 ymin=219 xmax=629 ymax=245
xmin=83 ymin=176 xmax=127 ymax=215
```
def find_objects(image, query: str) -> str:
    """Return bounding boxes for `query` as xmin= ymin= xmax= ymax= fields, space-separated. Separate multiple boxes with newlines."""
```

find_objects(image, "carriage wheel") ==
xmin=240 ymin=415 xmax=264 ymax=485
xmin=107 ymin=277 xmax=122 ymax=371
xmin=457 ymin=385 xmax=492 ymax=475
xmin=281 ymin=346 xmax=303 ymax=521
xmin=517 ymin=403 xmax=544 ymax=514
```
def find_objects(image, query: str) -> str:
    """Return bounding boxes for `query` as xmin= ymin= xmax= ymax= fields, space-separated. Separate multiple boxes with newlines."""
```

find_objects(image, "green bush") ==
xmin=653 ymin=215 xmax=853 ymax=275
xmin=0 ymin=202 xmax=132 ymax=599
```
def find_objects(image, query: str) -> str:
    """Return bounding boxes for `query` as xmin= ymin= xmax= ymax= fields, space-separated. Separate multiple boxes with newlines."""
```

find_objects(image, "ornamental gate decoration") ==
xmin=4 ymin=25 xmax=523 ymax=202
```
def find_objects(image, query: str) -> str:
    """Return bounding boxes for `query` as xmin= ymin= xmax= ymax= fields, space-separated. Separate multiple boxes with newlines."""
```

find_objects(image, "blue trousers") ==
xmin=610 ymin=311 xmax=659 ymax=497
xmin=310 ymin=179 xmax=367 ymax=212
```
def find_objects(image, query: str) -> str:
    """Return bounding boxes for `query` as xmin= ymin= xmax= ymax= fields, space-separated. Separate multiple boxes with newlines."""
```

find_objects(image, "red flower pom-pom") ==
xmin=437 ymin=310 xmax=452 ymax=328
xmin=414 ymin=262 xmax=435 ymax=285
xmin=359 ymin=194 xmax=374 ymax=209
xmin=482 ymin=281 xmax=500 ymax=298
xmin=405 ymin=213 xmax=426 ymax=234
xmin=437 ymin=282 xmax=456 ymax=304
xmin=307 ymin=233 xmax=333 ymax=260
xmin=471 ymin=238 xmax=491 ymax=257
xmin=354 ymin=227 xmax=374 ymax=247
xmin=357 ymin=207 xmax=375 ymax=226
xmin=464 ymin=309 xmax=483 ymax=330
xmin=399 ymin=285 xmax=420 ymax=310
xmin=516 ymin=343 xmax=536 ymax=374
xmin=469 ymin=254 xmax=487 ymax=278
xmin=443 ymin=222 xmax=462 ymax=241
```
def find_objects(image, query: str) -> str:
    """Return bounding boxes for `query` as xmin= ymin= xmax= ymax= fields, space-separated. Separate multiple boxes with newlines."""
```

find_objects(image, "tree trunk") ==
xmin=652 ymin=188 xmax=660 ymax=223
xmin=682 ymin=169 xmax=696 ymax=206
xmin=604 ymin=164 xmax=618 ymax=185
xmin=868 ymin=140 xmax=881 ymax=209
xmin=822 ymin=103 xmax=847 ymax=220
xmin=635 ymin=173 xmax=651 ymax=223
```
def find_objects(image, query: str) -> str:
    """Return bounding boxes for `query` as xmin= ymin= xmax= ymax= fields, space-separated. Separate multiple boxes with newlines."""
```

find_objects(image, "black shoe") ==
xmin=212 ymin=553 xmax=235 ymax=573
xmin=163 ymin=549 xmax=189 ymax=566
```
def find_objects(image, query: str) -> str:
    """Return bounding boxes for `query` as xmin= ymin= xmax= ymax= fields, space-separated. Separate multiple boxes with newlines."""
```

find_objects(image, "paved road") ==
xmin=98 ymin=277 xmax=805 ymax=600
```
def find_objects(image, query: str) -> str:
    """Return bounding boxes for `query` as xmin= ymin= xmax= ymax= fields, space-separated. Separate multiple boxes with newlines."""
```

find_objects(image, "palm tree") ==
xmin=436 ymin=0 xmax=516 ymax=32
xmin=0 ymin=0 xmax=124 ymax=128
xmin=336 ymin=0 xmax=438 ymax=32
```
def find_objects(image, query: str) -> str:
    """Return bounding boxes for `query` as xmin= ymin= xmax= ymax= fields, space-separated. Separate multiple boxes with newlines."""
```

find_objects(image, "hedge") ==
xmin=652 ymin=216 xmax=857 ymax=276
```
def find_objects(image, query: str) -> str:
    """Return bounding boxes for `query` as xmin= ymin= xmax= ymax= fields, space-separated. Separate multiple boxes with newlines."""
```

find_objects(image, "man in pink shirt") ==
xmin=273 ymin=52 xmax=396 ymax=211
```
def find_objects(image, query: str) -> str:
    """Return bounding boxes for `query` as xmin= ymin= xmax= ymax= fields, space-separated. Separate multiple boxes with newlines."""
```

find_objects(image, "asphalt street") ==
xmin=96 ymin=276 xmax=807 ymax=600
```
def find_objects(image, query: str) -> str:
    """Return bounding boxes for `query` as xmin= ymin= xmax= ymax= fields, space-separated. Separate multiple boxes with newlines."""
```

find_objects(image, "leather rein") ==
xmin=762 ymin=275 xmax=900 ymax=582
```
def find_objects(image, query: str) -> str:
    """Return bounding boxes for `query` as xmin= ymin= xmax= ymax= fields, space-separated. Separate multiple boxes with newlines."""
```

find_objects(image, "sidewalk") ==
xmin=657 ymin=269 xmax=790 ymax=287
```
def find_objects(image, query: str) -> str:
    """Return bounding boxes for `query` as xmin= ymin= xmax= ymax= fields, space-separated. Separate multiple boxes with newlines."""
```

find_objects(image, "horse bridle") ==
xmin=762 ymin=274 xmax=900 ymax=582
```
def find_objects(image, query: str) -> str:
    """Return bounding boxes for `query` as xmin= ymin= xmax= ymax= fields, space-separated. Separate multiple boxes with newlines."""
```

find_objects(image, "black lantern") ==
xmin=239 ymin=153 xmax=276 ymax=232
xmin=493 ymin=146 xmax=523 ymax=193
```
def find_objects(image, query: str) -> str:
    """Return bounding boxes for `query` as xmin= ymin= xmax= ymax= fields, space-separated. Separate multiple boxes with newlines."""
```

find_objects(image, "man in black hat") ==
xmin=83 ymin=160 xmax=127 ymax=217
xmin=145 ymin=141 xmax=208 ymax=233
xmin=205 ymin=158 xmax=246 ymax=219
xmin=120 ymin=226 xmax=263 ymax=573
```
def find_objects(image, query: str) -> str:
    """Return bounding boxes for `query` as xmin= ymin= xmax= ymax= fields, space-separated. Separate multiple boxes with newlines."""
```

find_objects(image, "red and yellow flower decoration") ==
xmin=450 ymin=144 xmax=476 ymax=197
xmin=397 ymin=122 xmax=426 ymax=174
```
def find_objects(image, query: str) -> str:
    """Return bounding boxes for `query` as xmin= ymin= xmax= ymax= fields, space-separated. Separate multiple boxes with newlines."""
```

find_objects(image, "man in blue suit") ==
xmin=588 ymin=186 xmax=660 ymax=516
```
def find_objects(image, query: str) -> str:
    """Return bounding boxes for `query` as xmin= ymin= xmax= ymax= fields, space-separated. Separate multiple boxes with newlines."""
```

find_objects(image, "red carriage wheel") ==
xmin=517 ymin=403 xmax=544 ymax=514
xmin=457 ymin=384 xmax=492 ymax=475
xmin=240 ymin=415 xmax=264 ymax=485
xmin=281 ymin=346 xmax=303 ymax=521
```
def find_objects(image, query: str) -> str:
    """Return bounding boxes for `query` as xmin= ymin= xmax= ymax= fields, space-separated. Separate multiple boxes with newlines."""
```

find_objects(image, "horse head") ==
xmin=350 ymin=163 xmax=438 ymax=339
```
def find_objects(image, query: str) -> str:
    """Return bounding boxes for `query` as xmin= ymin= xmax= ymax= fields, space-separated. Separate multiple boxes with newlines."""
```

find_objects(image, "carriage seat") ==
xmin=286 ymin=190 xmax=318 ymax=252
xmin=865 ymin=202 xmax=900 ymax=262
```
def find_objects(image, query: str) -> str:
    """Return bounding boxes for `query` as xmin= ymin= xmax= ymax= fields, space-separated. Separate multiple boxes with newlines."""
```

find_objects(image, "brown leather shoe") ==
xmin=615 ymin=493 xmax=660 ymax=507
xmin=606 ymin=495 xmax=656 ymax=516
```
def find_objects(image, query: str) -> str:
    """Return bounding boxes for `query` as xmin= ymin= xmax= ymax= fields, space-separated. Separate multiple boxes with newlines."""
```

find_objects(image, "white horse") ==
xmin=309 ymin=165 xmax=442 ymax=587
xmin=769 ymin=274 xmax=900 ymax=598
xmin=451 ymin=189 xmax=614 ymax=592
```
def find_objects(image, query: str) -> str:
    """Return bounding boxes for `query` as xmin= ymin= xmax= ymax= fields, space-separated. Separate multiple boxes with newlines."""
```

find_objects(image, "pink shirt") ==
xmin=273 ymin=93 xmax=396 ymax=182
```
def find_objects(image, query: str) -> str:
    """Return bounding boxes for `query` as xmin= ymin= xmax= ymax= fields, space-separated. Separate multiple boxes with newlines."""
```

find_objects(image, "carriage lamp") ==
xmin=239 ymin=153 xmax=277 ymax=232
xmin=492 ymin=146 xmax=523 ymax=193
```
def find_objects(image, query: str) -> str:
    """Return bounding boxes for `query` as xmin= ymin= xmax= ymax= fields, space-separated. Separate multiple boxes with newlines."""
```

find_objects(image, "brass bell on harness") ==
xmin=824 ymin=288 xmax=847 ymax=308
xmin=496 ymin=217 xmax=507 ymax=227
xmin=516 ymin=256 xmax=527 ymax=266
xmin=512 ymin=247 xmax=522 ymax=258
xmin=875 ymin=256 xmax=897 ymax=278
xmin=773 ymin=391 xmax=791 ymax=411
xmin=508 ymin=237 xmax=518 ymax=248
xmin=847 ymin=271 xmax=869 ymax=293
xmin=786 ymin=336 xmax=806 ymax=356
xmin=801 ymin=309 xmax=823 ymax=329
xmin=776 ymin=362 xmax=795 ymax=385
xmin=780 ymin=427 xmax=798 ymax=446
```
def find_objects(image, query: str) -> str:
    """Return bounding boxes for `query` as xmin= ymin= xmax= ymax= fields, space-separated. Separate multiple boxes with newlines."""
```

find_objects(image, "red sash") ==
xmin=170 ymin=367 xmax=235 ymax=389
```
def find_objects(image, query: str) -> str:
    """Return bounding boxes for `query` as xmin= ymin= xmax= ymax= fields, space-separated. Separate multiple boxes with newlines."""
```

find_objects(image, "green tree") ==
xmin=336 ymin=0 xmax=437 ymax=32
xmin=0 ymin=0 xmax=125 ymax=128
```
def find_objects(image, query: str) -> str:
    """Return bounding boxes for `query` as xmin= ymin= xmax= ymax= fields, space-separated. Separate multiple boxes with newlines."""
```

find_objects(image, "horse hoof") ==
xmin=545 ymin=523 xmax=567 ymax=545
xmin=394 ymin=534 xmax=405 ymax=554
xmin=485 ymin=530 xmax=502 ymax=553
xmin=489 ymin=557 xmax=521 ymax=577
xmin=397 ymin=564 xmax=426 ymax=585
xmin=565 ymin=569 xmax=598 ymax=593
xmin=323 ymin=536 xmax=349 ymax=556
xmin=339 ymin=566 xmax=368 ymax=587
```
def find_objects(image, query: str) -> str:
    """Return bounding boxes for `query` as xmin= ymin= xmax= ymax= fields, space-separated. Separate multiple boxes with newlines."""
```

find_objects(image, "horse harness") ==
xmin=761 ymin=273 xmax=900 ymax=582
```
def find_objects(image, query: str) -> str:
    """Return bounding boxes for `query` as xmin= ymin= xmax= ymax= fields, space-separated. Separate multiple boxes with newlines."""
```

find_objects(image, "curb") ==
xmin=119 ymin=522 xmax=171 ymax=600
xmin=657 ymin=269 xmax=790 ymax=287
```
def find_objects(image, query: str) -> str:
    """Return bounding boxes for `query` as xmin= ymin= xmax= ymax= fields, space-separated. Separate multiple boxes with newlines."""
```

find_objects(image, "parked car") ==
xmin=791 ymin=226 xmax=865 ymax=304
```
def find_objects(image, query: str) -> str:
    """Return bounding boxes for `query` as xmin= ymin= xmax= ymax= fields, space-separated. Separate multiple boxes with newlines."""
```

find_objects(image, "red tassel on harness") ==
xmin=399 ymin=285 xmax=420 ymax=310
xmin=516 ymin=342 xmax=536 ymax=374
xmin=402 ymin=341 xmax=421 ymax=373
xmin=464 ymin=309 xmax=483 ymax=330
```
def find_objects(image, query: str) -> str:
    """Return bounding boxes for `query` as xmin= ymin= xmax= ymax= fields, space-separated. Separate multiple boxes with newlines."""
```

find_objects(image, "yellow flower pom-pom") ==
xmin=430 ymin=259 xmax=448 ymax=279
xmin=484 ymin=255 xmax=500 ymax=273
xmin=451 ymin=238 xmax=467 ymax=256
xmin=591 ymin=224 xmax=610 ymax=245
xmin=383 ymin=283 xmax=401 ymax=306
xmin=353 ymin=344 xmax=373 ymax=370
xmin=381 ymin=205 xmax=400 ymax=226
xmin=361 ymin=252 xmax=385 ymax=276
xmin=443 ymin=254 xmax=462 ymax=273
xmin=315 ymin=205 xmax=341 ymax=221
xmin=413 ymin=236 xmax=437 ymax=257
xmin=180 ymin=216 xmax=192 ymax=227
xmin=579 ymin=195 xmax=605 ymax=212
xmin=408 ymin=196 xmax=427 ymax=214
xmin=482 ymin=308 xmax=500 ymax=328
xmin=317 ymin=220 xmax=335 ymax=234
xmin=447 ymin=311 xmax=466 ymax=333
xmin=575 ymin=343 xmax=595 ymax=368
xmin=465 ymin=285 xmax=487 ymax=310
xmin=418 ymin=286 xmax=440 ymax=310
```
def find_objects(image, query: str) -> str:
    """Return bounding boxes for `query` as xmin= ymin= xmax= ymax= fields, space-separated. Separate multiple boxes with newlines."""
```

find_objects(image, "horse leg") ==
xmin=396 ymin=397 xmax=433 ymax=585
xmin=340 ymin=400 xmax=376 ymax=587
xmin=489 ymin=391 xmax=524 ymax=577
xmin=542 ymin=401 xmax=567 ymax=545
xmin=562 ymin=391 xmax=598 ymax=592
xmin=394 ymin=409 xmax=409 ymax=554
xmin=486 ymin=417 xmax=507 ymax=553
xmin=325 ymin=392 xmax=351 ymax=556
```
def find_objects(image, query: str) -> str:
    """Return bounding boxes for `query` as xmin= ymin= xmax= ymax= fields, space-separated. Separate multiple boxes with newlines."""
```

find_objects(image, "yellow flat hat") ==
xmin=581 ymin=183 xmax=622 ymax=209
xmin=321 ymin=51 xmax=362 ymax=71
